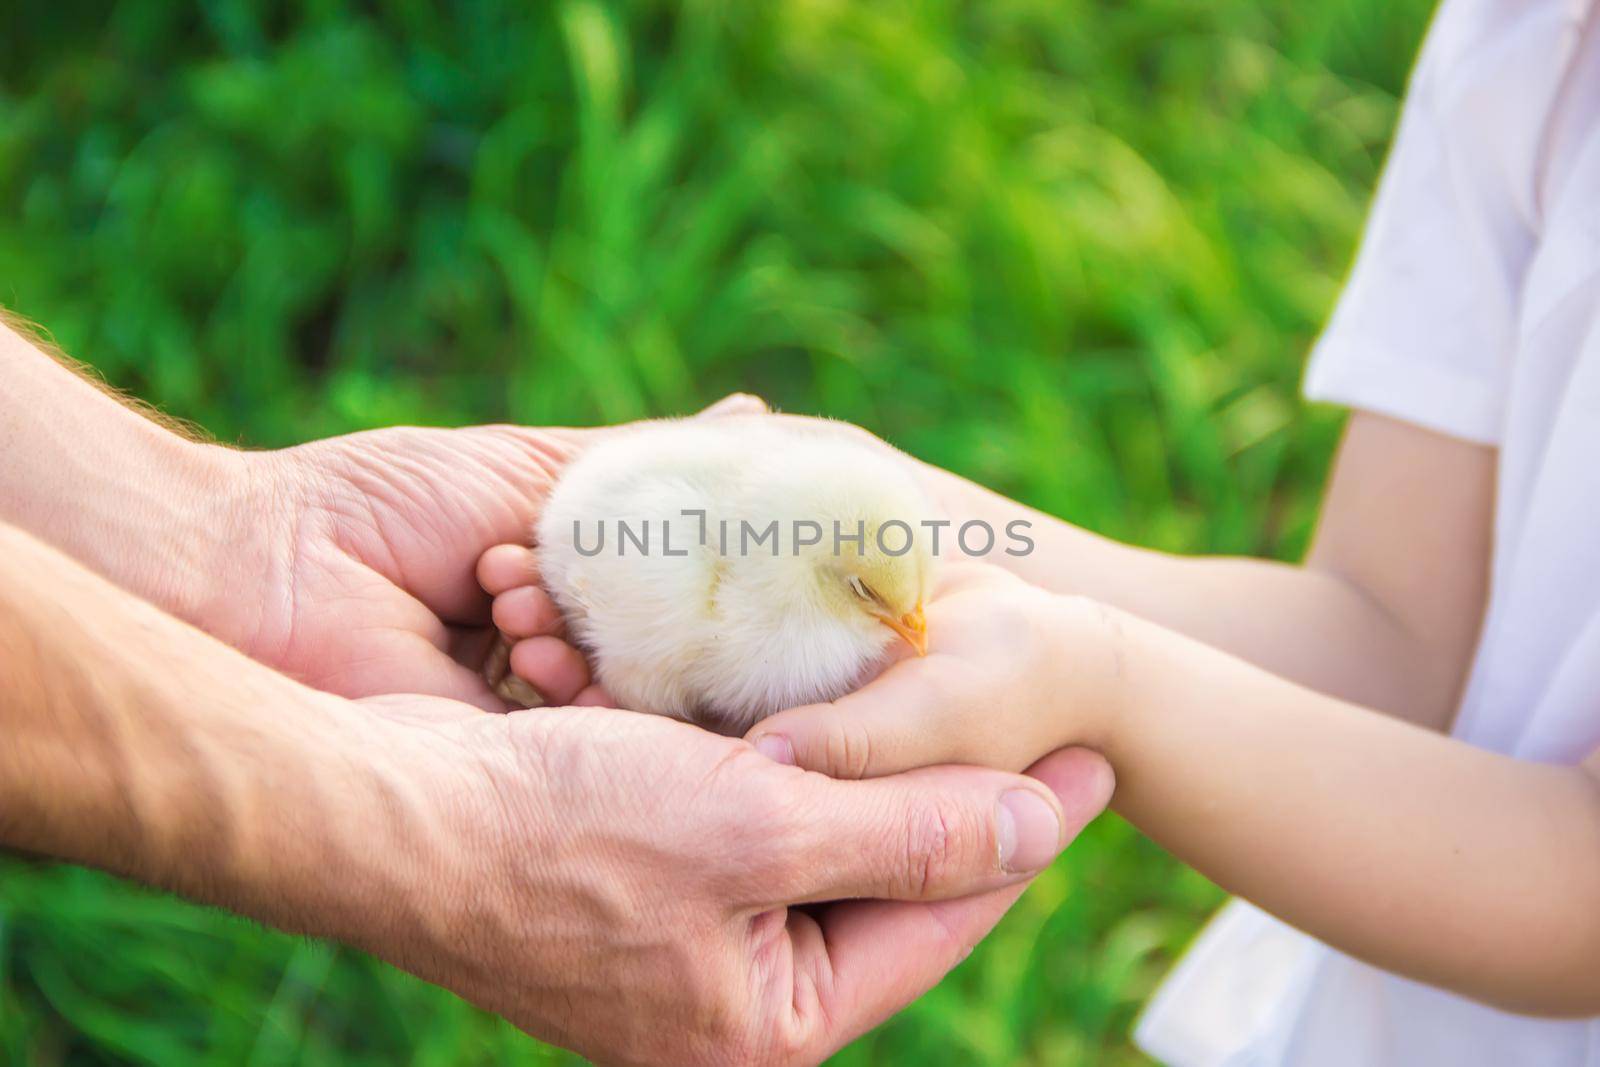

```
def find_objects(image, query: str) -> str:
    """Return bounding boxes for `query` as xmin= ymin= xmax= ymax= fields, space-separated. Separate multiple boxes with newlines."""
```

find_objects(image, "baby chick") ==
xmin=498 ymin=415 xmax=936 ymax=734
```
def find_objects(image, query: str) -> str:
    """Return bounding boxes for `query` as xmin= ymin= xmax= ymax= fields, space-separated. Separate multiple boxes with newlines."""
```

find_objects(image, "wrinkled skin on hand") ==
xmin=223 ymin=423 xmax=579 ymax=708
xmin=204 ymin=397 xmax=766 ymax=710
xmin=354 ymin=695 xmax=1113 ymax=1067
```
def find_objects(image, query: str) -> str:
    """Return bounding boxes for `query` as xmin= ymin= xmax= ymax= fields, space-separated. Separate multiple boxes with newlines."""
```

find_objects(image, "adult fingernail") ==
xmin=997 ymin=789 xmax=1061 ymax=873
xmin=753 ymin=734 xmax=795 ymax=766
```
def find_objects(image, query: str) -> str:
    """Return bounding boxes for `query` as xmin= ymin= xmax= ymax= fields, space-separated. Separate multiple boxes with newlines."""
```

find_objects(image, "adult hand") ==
xmin=222 ymin=395 xmax=764 ymax=708
xmin=354 ymin=699 xmax=1113 ymax=1065
xmin=206 ymin=421 xmax=590 ymax=709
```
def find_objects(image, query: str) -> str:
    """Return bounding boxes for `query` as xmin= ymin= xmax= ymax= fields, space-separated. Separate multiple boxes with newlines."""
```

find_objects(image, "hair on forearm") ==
xmin=0 ymin=306 xmax=215 ymax=445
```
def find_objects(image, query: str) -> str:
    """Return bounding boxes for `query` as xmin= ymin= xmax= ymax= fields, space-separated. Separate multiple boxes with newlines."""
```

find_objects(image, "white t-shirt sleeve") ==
xmin=1304 ymin=2 xmax=1544 ymax=447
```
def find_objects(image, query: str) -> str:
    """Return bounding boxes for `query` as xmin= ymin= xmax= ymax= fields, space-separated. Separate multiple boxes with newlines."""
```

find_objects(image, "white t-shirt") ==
xmin=1135 ymin=1 xmax=1600 ymax=1064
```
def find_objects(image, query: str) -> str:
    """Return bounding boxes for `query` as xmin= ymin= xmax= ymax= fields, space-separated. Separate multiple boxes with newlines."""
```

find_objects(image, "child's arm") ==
xmin=914 ymin=410 xmax=1496 ymax=731
xmin=485 ymin=409 xmax=1492 ymax=729
xmin=750 ymin=567 xmax=1600 ymax=1017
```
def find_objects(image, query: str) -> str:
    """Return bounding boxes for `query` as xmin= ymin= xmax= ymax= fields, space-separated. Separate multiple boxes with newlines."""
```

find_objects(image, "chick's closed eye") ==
xmin=497 ymin=415 xmax=937 ymax=734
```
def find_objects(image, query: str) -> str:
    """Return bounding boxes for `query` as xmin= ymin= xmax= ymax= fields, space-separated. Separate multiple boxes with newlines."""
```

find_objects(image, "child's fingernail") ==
xmin=997 ymin=789 xmax=1062 ymax=873
xmin=753 ymin=734 xmax=795 ymax=766
xmin=700 ymin=393 xmax=769 ymax=417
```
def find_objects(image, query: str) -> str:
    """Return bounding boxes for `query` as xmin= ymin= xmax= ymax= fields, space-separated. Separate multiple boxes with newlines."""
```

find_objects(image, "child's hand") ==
xmin=747 ymin=563 xmax=1125 ymax=777
xmin=477 ymin=542 xmax=611 ymax=706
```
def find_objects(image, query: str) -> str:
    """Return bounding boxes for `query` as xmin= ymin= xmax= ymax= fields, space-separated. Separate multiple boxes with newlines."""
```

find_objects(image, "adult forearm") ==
xmin=0 ymin=523 xmax=413 ymax=949
xmin=1102 ymin=612 xmax=1600 ymax=1016
xmin=0 ymin=321 xmax=255 ymax=633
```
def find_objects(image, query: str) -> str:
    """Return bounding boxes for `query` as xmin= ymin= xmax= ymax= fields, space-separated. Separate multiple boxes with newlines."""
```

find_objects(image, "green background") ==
xmin=0 ymin=0 xmax=1432 ymax=1062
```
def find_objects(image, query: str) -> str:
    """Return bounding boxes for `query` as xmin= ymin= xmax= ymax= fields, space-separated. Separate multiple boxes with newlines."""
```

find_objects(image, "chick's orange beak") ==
xmin=877 ymin=604 xmax=928 ymax=656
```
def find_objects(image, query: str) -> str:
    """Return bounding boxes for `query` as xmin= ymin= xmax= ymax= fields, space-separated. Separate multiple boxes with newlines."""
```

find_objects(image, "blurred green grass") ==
xmin=0 ymin=0 xmax=1431 ymax=1063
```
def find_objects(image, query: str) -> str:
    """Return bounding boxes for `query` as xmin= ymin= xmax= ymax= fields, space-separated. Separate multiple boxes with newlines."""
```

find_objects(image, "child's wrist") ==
xmin=1045 ymin=591 xmax=1145 ymax=758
